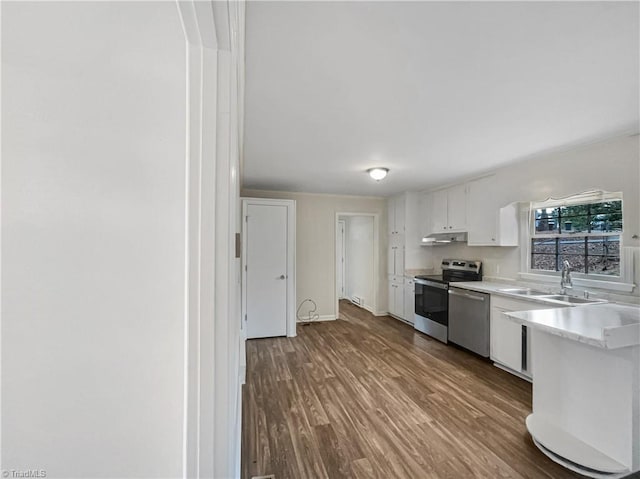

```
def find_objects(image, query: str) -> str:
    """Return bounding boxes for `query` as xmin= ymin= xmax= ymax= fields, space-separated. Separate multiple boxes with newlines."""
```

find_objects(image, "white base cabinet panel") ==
xmin=490 ymin=296 xmax=564 ymax=379
xmin=491 ymin=307 xmax=525 ymax=372
xmin=388 ymin=280 xmax=404 ymax=319
xmin=403 ymin=278 xmax=415 ymax=324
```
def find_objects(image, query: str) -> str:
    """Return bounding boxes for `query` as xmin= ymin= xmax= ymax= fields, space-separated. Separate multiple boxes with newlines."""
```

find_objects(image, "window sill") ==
xmin=518 ymin=272 xmax=636 ymax=293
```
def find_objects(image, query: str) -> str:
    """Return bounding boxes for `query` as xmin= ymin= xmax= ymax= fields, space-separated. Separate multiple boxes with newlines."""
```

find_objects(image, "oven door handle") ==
xmin=448 ymin=289 xmax=485 ymax=302
xmin=414 ymin=279 xmax=448 ymax=290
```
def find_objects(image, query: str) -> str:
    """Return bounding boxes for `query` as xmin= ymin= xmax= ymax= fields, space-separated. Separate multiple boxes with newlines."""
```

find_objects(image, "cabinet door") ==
xmin=388 ymin=281 xmax=396 ymax=315
xmin=420 ymin=192 xmax=432 ymax=237
xmin=388 ymin=246 xmax=397 ymax=278
xmin=430 ymin=190 xmax=448 ymax=232
xmin=392 ymin=282 xmax=404 ymax=318
xmin=467 ymin=176 xmax=497 ymax=246
xmin=447 ymin=184 xmax=467 ymax=232
xmin=394 ymin=195 xmax=405 ymax=235
xmin=387 ymin=198 xmax=396 ymax=235
xmin=490 ymin=306 xmax=523 ymax=372
xmin=404 ymin=279 xmax=415 ymax=323
xmin=394 ymin=246 xmax=404 ymax=278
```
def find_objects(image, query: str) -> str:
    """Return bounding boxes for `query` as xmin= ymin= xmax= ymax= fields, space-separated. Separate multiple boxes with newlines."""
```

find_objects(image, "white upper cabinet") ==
xmin=430 ymin=190 xmax=448 ymax=232
xmin=388 ymin=195 xmax=406 ymax=236
xmin=427 ymin=185 xmax=468 ymax=234
xmin=447 ymin=184 xmax=467 ymax=231
xmin=467 ymin=176 xmax=519 ymax=247
xmin=395 ymin=195 xmax=405 ymax=234
xmin=418 ymin=192 xmax=432 ymax=240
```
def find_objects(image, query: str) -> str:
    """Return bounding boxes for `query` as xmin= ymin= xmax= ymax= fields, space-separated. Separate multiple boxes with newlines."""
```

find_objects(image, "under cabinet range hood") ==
xmin=421 ymin=232 xmax=467 ymax=245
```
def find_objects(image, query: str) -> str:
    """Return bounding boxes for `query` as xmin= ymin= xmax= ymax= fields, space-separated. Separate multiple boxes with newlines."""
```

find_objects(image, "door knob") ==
xmin=278 ymin=275 xmax=286 ymax=280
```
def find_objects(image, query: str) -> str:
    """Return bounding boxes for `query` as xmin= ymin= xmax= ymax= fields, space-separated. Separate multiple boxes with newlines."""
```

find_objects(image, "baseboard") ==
xmin=298 ymin=314 xmax=335 ymax=323
xmin=355 ymin=303 xmax=387 ymax=317
xmin=493 ymin=362 xmax=532 ymax=383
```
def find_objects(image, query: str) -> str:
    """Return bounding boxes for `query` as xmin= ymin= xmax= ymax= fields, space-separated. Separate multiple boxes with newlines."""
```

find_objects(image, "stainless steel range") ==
xmin=413 ymin=259 xmax=482 ymax=343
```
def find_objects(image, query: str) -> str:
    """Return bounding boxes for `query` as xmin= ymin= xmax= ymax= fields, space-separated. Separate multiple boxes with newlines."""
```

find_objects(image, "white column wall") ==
xmin=2 ymin=1 xmax=245 ymax=478
xmin=2 ymin=2 xmax=187 ymax=478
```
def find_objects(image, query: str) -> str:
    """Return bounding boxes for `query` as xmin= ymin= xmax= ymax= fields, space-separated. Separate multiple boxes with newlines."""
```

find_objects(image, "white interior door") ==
xmin=337 ymin=220 xmax=346 ymax=299
xmin=246 ymin=204 xmax=288 ymax=338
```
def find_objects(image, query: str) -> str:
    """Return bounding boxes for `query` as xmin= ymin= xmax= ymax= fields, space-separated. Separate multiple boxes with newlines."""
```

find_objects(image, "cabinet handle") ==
xmin=522 ymin=326 xmax=528 ymax=371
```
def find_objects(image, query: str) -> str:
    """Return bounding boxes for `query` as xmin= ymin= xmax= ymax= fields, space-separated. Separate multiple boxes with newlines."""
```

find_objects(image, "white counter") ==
xmin=505 ymin=303 xmax=640 ymax=349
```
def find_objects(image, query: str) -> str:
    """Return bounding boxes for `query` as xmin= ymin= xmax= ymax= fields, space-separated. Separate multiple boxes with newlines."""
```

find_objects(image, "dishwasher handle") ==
xmin=448 ymin=289 xmax=486 ymax=302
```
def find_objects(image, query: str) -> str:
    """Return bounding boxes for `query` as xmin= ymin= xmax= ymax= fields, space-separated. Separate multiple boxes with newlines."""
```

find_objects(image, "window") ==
xmin=530 ymin=195 xmax=622 ymax=277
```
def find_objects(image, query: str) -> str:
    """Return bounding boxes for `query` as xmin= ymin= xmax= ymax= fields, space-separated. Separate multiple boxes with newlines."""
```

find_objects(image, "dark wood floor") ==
xmin=241 ymin=300 xmax=580 ymax=479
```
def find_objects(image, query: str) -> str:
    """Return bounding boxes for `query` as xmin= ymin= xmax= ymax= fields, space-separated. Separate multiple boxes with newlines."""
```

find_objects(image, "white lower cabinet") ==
xmin=388 ymin=280 xmax=404 ymax=319
xmin=404 ymin=278 xmax=415 ymax=324
xmin=490 ymin=296 xmax=563 ymax=380
xmin=491 ymin=306 xmax=527 ymax=374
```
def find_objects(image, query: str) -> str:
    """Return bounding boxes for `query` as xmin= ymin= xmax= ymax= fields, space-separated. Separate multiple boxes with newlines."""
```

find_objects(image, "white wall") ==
xmin=2 ymin=2 xmax=187 ymax=477
xmin=2 ymin=2 xmax=246 ymax=478
xmin=242 ymin=190 xmax=387 ymax=317
xmin=341 ymin=216 xmax=374 ymax=310
xmin=422 ymin=135 xmax=640 ymax=299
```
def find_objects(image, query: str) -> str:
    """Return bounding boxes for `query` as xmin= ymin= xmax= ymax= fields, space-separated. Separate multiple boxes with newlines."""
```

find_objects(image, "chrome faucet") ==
xmin=560 ymin=260 xmax=573 ymax=294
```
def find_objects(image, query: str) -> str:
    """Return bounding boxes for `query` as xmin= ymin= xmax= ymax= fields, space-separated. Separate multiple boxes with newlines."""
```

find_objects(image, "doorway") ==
xmin=335 ymin=213 xmax=379 ymax=319
xmin=242 ymin=198 xmax=296 ymax=338
xmin=336 ymin=219 xmax=346 ymax=300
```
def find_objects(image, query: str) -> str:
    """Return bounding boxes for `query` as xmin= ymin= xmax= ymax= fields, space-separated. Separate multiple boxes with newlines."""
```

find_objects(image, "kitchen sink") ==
xmin=538 ymin=295 xmax=607 ymax=304
xmin=499 ymin=288 xmax=549 ymax=296
xmin=499 ymin=288 xmax=608 ymax=305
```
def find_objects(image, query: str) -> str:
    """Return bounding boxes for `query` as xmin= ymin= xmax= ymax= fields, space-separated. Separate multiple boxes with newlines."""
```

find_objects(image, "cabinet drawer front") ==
xmin=491 ymin=295 xmax=557 ymax=312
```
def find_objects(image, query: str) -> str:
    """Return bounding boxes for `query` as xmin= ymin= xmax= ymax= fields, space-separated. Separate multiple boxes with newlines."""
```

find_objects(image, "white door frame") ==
xmin=242 ymin=198 xmax=297 ymax=338
xmin=336 ymin=219 xmax=346 ymax=300
xmin=334 ymin=212 xmax=379 ymax=319
xmin=179 ymin=2 xmax=246 ymax=477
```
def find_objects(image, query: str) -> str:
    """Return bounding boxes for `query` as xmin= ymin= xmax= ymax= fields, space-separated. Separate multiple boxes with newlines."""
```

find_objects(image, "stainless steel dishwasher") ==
xmin=447 ymin=287 xmax=490 ymax=357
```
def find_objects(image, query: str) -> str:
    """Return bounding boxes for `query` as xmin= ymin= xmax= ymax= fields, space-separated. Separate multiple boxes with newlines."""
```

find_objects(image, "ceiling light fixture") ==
xmin=367 ymin=167 xmax=389 ymax=181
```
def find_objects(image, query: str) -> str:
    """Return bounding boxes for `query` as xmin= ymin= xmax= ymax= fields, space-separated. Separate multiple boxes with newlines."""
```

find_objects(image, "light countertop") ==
xmin=452 ymin=280 xmax=527 ymax=295
xmin=404 ymin=268 xmax=433 ymax=277
xmin=450 ymin=281 xmax=579 ymax=307
xmin=505 ymin=303 xmax=640 ymax=349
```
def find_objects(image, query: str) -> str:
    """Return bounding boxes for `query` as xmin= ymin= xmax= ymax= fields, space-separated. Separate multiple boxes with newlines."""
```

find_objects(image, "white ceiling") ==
xmin=243 ymin=1 xmax=639 ymax=196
